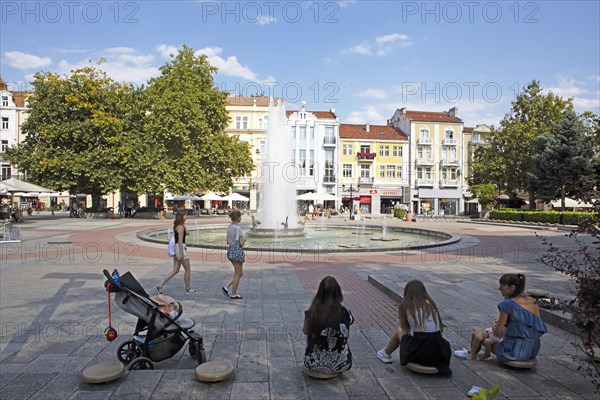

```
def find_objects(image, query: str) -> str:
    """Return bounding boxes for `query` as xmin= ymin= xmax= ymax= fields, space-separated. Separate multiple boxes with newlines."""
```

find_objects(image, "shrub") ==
xmin=136 ymin=207 xmax=165 ymax=213
xmin=490 ymin=210 xmax=594 ymax=225
xmin=394 ymin=209 xmax=406 ymax=219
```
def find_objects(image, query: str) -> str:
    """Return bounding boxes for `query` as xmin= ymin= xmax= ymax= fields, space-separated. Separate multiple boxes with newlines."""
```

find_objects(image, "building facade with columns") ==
xmin=0 ymin=77 xmax=30 ymax=181
xmin=339 ymin=123 xmax=408 ymax=215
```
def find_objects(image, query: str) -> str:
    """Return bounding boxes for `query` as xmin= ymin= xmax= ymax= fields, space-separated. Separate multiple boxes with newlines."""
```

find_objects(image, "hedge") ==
xmin=489 ymin=209 xmax=594 ymax=225
xmin=394 ymin=209 xmax=406 ymax=219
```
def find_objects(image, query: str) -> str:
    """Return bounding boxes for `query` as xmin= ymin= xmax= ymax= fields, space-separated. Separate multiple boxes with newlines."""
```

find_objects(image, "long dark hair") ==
xmin=174 ymin=210 xmax=186 ymax=229
xmin=305 ymin=276 xmax=344 ymax=347
xmin=398 ymin=280 xmax=443 ymax=332
xmin=499 ymin=273 xmax=526 ymax=298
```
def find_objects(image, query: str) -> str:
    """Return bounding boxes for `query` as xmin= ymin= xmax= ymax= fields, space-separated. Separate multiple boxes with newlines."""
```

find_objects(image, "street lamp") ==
xmin=342 ymin=183 xmax=360 ymax=220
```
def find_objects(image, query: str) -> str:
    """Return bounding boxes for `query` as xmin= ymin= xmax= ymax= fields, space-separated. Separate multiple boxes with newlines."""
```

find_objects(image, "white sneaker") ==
xmin=467 ymin=386 xmax=483 ymax=396
xmin=453 ymin=348 xmax=469 ymax=359
xmin=377 ymin=349 xmax=393 ymax=364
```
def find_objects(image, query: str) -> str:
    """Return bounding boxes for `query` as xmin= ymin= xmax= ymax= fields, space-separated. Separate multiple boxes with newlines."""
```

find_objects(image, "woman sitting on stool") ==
xmin=377 ymin=280 xmax=452 ymax=376
xmin=303 ymin=276 xmax=354 ymax=375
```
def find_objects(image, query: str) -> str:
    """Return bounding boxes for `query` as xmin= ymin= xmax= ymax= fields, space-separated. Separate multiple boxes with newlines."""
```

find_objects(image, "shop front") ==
xmin=373 ymin=188 xmax=403 ymax=215
xmin=416 ymin=188 xmax=462 ymax=216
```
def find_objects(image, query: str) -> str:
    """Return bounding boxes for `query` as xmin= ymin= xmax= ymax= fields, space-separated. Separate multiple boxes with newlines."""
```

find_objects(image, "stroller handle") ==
xmin=103 ymin=269 xmax=118 ymax=287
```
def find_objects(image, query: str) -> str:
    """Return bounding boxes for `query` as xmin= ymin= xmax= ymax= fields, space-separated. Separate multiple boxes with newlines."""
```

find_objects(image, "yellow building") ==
xmin=339 ymin=124 xmax=408 ymax=214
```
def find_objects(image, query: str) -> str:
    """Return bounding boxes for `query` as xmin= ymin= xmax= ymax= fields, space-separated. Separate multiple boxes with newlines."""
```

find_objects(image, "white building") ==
xmin=0 ymin=77 xmax=30 ymax=180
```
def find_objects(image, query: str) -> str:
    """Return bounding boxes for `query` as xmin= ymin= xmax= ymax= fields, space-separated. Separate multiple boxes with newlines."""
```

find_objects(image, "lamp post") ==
xmin=342 ymin=183 xmax=360 ymax=220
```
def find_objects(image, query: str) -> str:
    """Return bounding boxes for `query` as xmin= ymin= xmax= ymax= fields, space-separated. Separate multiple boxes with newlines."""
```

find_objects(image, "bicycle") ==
xmin=74 ymin=209 xmax=87 ymax=219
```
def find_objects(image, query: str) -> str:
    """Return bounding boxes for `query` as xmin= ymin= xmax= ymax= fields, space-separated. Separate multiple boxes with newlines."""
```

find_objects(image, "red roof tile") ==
xmin=463 ymin=127 xmax=474 ymax=133
xmin=404 ymin=110 xmax=462 ymax=123
xmin=340 ymin=124 xmax=408 ymax=141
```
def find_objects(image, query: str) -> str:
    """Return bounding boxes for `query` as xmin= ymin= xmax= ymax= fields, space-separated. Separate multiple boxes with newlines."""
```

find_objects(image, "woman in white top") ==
xmin=376 ymin=280 xmax=452 ymax=376
xmin=222 ymin=210 xmax=245 ymax=299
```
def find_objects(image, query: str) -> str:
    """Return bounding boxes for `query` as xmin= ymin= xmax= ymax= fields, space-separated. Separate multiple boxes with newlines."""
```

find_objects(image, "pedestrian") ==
xmin=376 ymin=280 xmax=452 ymax=376
xmin=155 ymin=210 xmax=197 ymax=294
xmin=303 ymin=276 xmax=354 ymax=375
xmin=117 ymin=201 xmax=123 ymax=217
xmin=221 ymin=209 xmax=245 ymax=299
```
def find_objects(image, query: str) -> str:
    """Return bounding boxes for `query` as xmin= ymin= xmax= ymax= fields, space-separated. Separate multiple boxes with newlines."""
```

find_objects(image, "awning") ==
xmin=359 ymin=196 xmax=371 ymax=204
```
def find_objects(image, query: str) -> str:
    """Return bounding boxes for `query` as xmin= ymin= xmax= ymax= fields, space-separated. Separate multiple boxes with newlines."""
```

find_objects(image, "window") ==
xmin=379 ymin=165 xmax=385 ymax=177
xmin=1 ymin=96 xmax=8 ymax=107
xmin=325 ymin=126 xmax=334 ymax=139
xmin=442 ymin=146 xmax=457 ymax=160
xmin=387 ymin=165 xmax=396 ymax=178
xmin=417 ymin=166 xmax=432 ymax=180
xmin=343 ymin=164 xmax=352 ymax=178
xmin=360 ymin=164 xmax=370 ymax=178
xmin=1 ymin=164 xmax=11 ymax=180
xmin=0 ymin=140 xmax=7 ymax=153
xmin=259 ymin=140 xmax=266 ymax=154
xmin=420 ymin=127 xmax=430 ymax=139
xmin=299 ymin=126 xmax=306 ymax=139
xmin=393 ymin=146 xmax=403 ymax=157
xmin=343 ymin=144 xmax=353 ymax=156
xmin=379 ymin=145 xmax=390 ymax=157
xmin=290 ymin=126 xmax=296 ymax=138
xmin=442 ymin=167 xmax=457 ymax=180
xmin=309 ymin=150 xmax=314 ymax=176
xmin=397 ymin=165 xmax=402 ymax=179
xmin=1 ymin=117 xmax=8 ymax=130
xmin=417 ymin=146 xmax=431 ymax=159
xmin=472 ymin=133 xmax=481 ymax=142
xmin=235 ymin=116 xmax=248 ymax=129
xmin=325 ymin=150 xmax=334 ymax=178
xmin=445 ymin=129 xmax=454 ymax=140
xmin=263 ymin=116 xmax=269 ymax=129
xmin=360 ymin=145 xmax=371 ymax=153
xmin=299 ymin=150 xmax=306 ymax=174
xmin=309 ymin=126 xmax=315 ymax=139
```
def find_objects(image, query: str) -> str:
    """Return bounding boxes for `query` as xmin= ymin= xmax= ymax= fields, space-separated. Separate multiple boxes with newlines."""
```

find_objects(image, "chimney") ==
xmin=448 ymin=107 xmax=458 ymax=117
xmin=365 ymin=124 xmax=370 ymax=132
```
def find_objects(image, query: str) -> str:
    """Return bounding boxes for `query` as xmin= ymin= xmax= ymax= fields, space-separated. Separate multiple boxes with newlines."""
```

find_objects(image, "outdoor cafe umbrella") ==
xmin=172 ymin=195 xmax=202 ymax=201
xmin=199 ymin=192 xmax=224 ymax=201
xmin=221 ymin=193 xmax=249 ymax=202
xmin=0 ymin=178 xmax=53 ymax=193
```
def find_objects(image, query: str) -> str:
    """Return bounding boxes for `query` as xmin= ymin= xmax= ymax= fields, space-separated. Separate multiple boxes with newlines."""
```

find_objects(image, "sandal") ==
xmin=185 ymin=288 xmax=197 ymax=294
xmin=229 ymin=294 xmax=243 ymax=299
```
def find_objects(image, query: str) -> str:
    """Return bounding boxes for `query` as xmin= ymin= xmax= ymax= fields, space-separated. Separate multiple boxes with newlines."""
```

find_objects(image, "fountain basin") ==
xmin=247 ymin=227 xmax=306 ymax=238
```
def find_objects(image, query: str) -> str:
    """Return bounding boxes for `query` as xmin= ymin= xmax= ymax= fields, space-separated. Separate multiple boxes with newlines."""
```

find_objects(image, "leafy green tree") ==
xmin=140 ymin=45 xmax=254 ymax=194
xmin=4 ymin=63 xmax=136 ymax=209
xmin=531 ymin=110 xmax=597 ymax=210
xmin=471 ymin=81 xmax=572 ymax=208
xmin=471 ymin=183 xmax=497 ymax=218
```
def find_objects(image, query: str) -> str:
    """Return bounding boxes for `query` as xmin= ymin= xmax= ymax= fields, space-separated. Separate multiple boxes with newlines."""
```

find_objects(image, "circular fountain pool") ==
xmin=139 ymin=223 xmax=460 ymax=253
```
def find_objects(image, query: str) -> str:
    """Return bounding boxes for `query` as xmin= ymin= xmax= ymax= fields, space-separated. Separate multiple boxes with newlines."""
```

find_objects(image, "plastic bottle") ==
xmin=111 ymin=269 xmax=120 ymax=285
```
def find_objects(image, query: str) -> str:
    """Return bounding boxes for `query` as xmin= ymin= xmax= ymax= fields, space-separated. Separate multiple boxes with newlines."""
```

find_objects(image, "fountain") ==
xmin=249 ymin=99 xmax=305 ymax=238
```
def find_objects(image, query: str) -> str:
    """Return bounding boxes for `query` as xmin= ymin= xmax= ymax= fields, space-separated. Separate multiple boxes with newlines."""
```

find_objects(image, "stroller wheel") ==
xmin=188 ymin=340 xmax=207 ymax=365
xmin=117 ymin=340 xmax=141 ymax=363
xmin=127 ymin=357 xmax=154 ymax=370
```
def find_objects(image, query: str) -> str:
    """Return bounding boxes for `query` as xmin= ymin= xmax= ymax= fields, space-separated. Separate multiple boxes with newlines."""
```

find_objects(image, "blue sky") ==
xmin=1 ymin=0 xmax=599 ymax=127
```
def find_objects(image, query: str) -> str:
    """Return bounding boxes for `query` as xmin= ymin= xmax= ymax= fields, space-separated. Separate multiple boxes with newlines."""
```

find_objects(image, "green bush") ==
xmin=394 ymin=209 xmax=406 ymax=219
xmin=489 ymin=210 xmax=593 ymax=225
xmin=136 ymin=206 xmax=164 ymax=213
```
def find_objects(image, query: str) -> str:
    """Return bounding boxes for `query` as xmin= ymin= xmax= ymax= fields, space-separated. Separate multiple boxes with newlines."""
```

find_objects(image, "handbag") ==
xmin=167 ymin=236 xmax=176 ymax=257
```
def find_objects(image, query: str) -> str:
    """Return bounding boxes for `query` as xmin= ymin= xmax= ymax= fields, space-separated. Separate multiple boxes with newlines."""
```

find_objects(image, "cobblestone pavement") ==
xmin=0 ymin=213 xmax=596 ymax=399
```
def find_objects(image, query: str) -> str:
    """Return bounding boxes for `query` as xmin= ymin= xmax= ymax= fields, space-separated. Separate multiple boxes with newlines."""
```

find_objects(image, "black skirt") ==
xmin=400 ymin=331 xmax=452 ymax=377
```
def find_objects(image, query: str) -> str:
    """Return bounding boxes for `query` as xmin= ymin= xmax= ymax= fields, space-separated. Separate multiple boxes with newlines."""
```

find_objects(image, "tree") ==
xmin=471 ymin=183 xmax=497 ymax=218
xmin=4 ymin=62 xmax=136 ymax=209
xmin=471 ymin=81 xmax=572 ymax=208
xmin=531 ymin=110 xmax=597 ymax=210
xmin=140 ymin=45 xmax=254 ymax=194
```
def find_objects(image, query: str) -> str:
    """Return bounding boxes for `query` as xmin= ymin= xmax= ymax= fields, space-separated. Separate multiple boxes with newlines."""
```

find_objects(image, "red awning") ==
xmin=359 ymin=196 xmax=371 ymax=204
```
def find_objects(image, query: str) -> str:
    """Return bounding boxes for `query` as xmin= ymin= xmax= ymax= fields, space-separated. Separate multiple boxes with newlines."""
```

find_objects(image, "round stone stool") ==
xmin=502 ymin=359 xmax=537 ymax=369
xmin=303 ymin=367 xmax=338 ymax=379
xmin=195 ymin=360 xmax=235 ymax=382
xmin=526 ymin=289 xmax=549 ymax=298
xmin=82 ymin=362 xmax=125 ymax=384
xmin=405 ymin=362 xmax=438 ymax=374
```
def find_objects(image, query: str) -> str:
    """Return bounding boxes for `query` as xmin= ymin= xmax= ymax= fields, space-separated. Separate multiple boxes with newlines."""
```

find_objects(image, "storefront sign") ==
xmin=379 ymin=190 xmax=402 ymax=196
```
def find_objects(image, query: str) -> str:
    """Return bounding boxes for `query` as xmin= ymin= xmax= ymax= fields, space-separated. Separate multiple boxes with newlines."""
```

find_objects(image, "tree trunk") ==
xmin=91 ymin=189 xmax=103 ymax=211
xmin=529 ymin=191 xmax=536 ymax=210
xmin=561 ymin=185 xmax=566 ymax=212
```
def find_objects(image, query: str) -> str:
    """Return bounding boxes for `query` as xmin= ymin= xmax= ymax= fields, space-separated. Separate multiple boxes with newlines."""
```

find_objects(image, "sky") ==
xmin=1 ymin=0 xmax=599 ymax=128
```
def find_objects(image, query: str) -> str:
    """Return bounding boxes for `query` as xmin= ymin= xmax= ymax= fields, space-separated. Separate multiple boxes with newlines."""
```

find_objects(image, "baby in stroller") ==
xmin=103 ymin=269 xmax=206 ymax=370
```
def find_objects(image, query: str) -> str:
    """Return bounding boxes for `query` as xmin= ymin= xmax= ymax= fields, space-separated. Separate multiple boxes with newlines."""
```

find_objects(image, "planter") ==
xmin=88 ymin=212 xmax=110 ymax=219
xmin=134 ymin=211 xmax=164 ymax=219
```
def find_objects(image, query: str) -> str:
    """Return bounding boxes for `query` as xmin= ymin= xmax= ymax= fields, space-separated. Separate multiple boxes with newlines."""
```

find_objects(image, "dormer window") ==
xmin=445 ymin=129 xmax=454 ymax=140
xmin=1 ymin=96 xmax=8 ymax=107
xmin=420 ymin=128 xmax=430 ymax=139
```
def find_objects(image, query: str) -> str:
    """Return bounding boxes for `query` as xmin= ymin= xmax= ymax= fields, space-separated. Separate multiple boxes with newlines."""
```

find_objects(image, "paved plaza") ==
xmin=0 ymin=213 xmax=597 ymax=399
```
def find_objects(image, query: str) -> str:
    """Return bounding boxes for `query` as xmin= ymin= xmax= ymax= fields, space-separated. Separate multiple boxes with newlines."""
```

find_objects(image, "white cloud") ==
xmin=156 ymin=44 xmax=179 ymax=59
xmin=356 ymin=89 xmax=388 ymax=99
xmin=346 ymin=105 xmax=387 ymax=124
xmin=196 ymin=47 xmax=259 ymax=81
xmin=343 ymin=33 xmax=413 ymax=57
xmin=592 ymin=74 xmax=600 ymax=82
xmin=546 ymin=76 xmax=588 ymax=97
xmin=343 ymin=43 xmax=372 ymax=55
xmin=546 ymin=75 xmax=599 ymax=113
xmin=257 ymin=15 xmax=277 ymax=25
xmin=338 ymin=0 xmax=356 ymax=7
xmin=3 ymin=51 xmax=52 ymax=69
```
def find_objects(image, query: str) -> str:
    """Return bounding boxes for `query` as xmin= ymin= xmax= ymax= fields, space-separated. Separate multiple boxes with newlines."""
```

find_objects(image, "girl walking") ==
xmin=376 ymin=280 xmax=452 ymax=376
xmin=222 ymin=210 xmax=245 ymax=299
xmin=155 ymin=210 xmax=196 ymax=294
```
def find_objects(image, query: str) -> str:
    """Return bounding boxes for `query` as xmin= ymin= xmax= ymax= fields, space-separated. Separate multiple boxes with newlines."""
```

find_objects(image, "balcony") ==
xmin=417 ymin=137 xmax=432 ymax=144
xmin=358 ymin=177 xmax=375 ymax=185
xmin=440 ymin=159 xmax=460 ymax=166
xmin=440 ymin=179 xmax=459 ymax=187
xmin=323 ymin=175 xmax=337 ymax=185
xmin=416 ymin=158 xmax=435 ymax=165
xmin=416 ymin=179 xmax=434 ymax=186
xmin=357 ymin=152 xmax=376 ymax=161
xmin=470 ymin=138 xmax=485 ymax=144
xmin=443 ymin=138 xmax=458 ymax=145
xmin=323 ymin=137 xmax=336 ymax=146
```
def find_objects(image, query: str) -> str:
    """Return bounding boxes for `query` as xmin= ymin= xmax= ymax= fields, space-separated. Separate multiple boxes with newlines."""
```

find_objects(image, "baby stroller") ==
xmin=103 ymin=269 xmax=206 ymax=370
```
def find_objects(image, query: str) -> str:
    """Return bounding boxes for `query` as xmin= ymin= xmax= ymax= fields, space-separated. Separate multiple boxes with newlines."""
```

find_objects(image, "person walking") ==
xmin=222 ymin=210 xmax=245 ymax=299
xmin=155 ymin=210 xmax=197 ymax=294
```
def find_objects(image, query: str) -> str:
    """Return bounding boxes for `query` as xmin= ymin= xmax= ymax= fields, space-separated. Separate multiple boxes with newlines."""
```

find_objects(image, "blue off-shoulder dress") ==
xmin=495 ymin=299 xmax=548 ymax=362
